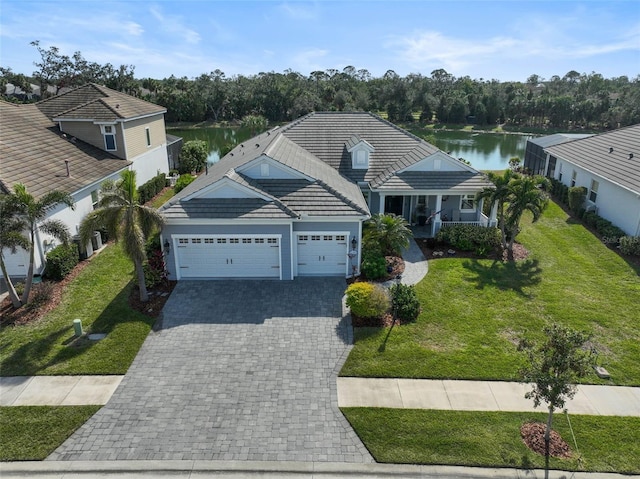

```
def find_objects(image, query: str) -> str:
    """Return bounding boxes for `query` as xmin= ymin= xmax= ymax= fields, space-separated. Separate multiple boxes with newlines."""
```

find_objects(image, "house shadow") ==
xmin=461 ymin=258 xmax=542 ymax=298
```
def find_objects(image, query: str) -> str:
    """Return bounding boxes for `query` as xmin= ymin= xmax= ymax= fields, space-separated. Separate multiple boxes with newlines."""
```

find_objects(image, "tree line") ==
xmin=2 ymin=42 xmax=639 ymax=130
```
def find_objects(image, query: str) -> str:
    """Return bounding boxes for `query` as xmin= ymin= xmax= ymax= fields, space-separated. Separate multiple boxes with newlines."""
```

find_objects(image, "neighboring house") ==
xmin=0 ymin=83 xmax=171 ymax=279
xmin=524 ymin=133 xmax=593 ymax=176
xmin=542 ymin=124 xmax=640 ymax=236
xmin=160 ymin=112 xmax=494 ymax=280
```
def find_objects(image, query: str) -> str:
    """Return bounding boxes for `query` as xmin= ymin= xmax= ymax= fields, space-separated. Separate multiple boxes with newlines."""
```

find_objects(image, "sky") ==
xmin=1 ymin=0 xmax=639 ymax=82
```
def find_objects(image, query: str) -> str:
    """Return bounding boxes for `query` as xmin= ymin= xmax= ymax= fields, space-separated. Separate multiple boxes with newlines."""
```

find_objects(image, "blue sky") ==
xmin=1 ymin=0 xmax=638 ymax=82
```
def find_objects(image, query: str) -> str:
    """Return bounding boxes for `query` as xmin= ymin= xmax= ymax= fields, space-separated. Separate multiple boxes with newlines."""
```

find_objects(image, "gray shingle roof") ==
xmin=545 ymin=124 xmax=640 ymax=194
xmin=36 ymin=83 xmax=165 ymax=121
xmin=0 ymin=101 xmax=130 ymax=199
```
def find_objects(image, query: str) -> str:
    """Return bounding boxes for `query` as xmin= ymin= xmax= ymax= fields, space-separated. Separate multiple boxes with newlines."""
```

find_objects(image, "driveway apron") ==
xmin=48 ymin=278 xmax=372 ymax=463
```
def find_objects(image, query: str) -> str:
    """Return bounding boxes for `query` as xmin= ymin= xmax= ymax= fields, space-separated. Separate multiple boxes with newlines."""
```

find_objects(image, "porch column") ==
xmin=379 ymin=193 xmax=385 ymax=215
xmin=489 ymin=201 xmax=498 ymax=227
xmin=477 ymin=197 xmax=485 ymax=223
xmin=433 ymin=194 xmax=443 ymax=236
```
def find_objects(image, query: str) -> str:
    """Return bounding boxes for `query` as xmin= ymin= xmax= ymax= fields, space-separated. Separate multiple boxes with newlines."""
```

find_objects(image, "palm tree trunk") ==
xmin=135 ymin=259 xmax=149 ymax=302
xmin=21 ymin=229 xmax=36 ymax=305
xmin=0 ymin=260 xmax=22 ymax=308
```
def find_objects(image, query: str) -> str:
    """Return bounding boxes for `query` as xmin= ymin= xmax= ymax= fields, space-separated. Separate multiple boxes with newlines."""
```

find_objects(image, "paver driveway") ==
xmin=49 ymin=278 xmax=372 ymax=463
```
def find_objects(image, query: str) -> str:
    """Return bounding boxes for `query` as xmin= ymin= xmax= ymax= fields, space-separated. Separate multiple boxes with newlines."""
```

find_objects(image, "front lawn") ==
xmin=342 ymin=408 xmax=640 ymax=474
xmin=0 ymin=406 xmax=101 ymax=461
xmin=341 ymin=201 xmax=640 ymax=385
xmin=0 ymin=243 xmax=156 ymax=376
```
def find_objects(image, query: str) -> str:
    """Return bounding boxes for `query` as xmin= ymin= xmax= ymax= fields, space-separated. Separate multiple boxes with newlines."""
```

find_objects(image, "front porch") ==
xmin=371 ymin=192 xmax=496 ymax=238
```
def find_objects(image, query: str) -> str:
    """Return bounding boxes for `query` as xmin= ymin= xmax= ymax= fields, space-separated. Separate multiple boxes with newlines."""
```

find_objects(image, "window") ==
xmin=461 ymin=194 xmax=475 ymax=211
xmin=323 ymin=235 xmax=333 ymax=241
xmin=571 ymin=170 xmax=577 ymax=187
xmin=255 ymin=238 xmax=265 ymax=244
xmin=91 ymin=189 xmax=99 ymax=210
xmin=311 ymin=235 xmax=321 ymax=241
xmin=217 ymin=238 xmax=227 ymax=244
xmin=336 ymin=235 xmax=346 ymax=241
xmin=204 ymin=238 xmax=214 ymax=244
xmin=101 ymin=125 xmax=117 ymax=151
xmin=260 ymin=163 xmax=269 ymax=177
xmin=145 ymin=127 xmax=151 ymax=147
xmin=178 ymin=238 xmax=189 ymax=244
xmin=589 ymin=180 xmax=599 ymax=203
xmin=558 ymin=163 xmax=563 ymax=182
xmin=191 ymin=238 xmax=202 ymax=244
xmin=356 ymin=150 xmax=367 ymax=165
xmin=242 ymin=238 xmax=252 ymax=244
xmin=268 ymin=238 xmax=278 ymax=244
xmin=433 ymin=158 xmax=442 ymax=170
xmin=229 ymin=238 xmax=239 ymax=244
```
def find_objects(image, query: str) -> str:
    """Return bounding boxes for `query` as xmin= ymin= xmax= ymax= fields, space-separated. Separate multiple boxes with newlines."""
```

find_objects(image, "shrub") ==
xmin=619 ymin=236 xmax=640 ymax=256
xmin=435 ymin=224 xmax=500 ymax=252
xmin=179 ymin=140 xmax=208 ymax=174
xmin=390 ymin=283 xmax=421 ymax=323
xmin=174 ymin=174 xmax=196 ymax=193
xmin=142 ymin=250 xmax=169 ymax=288
xmin=583 ymin=211 xmax=598 ymax=228
xmin=568 ymin=186 xmax=587 ymax=213
xmin=137 ymin=172 xmax=167 ymax=203
xmin=345 ymin=282 xmax=390 ymax=319
xmin=361 ymin=250 xmax=387 ymax=280
xmin=45 ymin=243 xmax=79 ymax=281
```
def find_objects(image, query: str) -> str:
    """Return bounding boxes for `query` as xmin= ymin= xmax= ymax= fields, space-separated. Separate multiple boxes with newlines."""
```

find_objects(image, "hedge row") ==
xmin=435 ymin=224 xmax=501 ymax=254
xmin=581 ymin=211 xmax=626 ymax=245
xmin=137 ymin=172 xmax=168 ymax=204
xmin=619 ymin=236 xmax=640 ymax=256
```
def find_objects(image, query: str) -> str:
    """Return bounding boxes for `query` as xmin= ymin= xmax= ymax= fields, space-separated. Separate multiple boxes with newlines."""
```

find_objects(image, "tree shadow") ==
xmin=1 ymin=283 xmax=154 ymax=376
xmin=461 ymin=258 xmax=542 ymax=298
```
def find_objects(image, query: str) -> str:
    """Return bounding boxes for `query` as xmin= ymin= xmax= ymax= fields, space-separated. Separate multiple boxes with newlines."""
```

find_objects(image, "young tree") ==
xmin=363 ymin=213 xmax=413 ymax=256
xmin=504 ymin=175 xmax=549 ymax=259
xmin=79 ymin=170 xmax=164 ymax=302
xmin=178 ymin=140 xmax=209 ymax=174
xmin=11 ymin=184 xmax=75 ymax=306
xmin=476 ymin=170 xmax=519 ymax=250
xmin=519 ymin=324 xmax=595 ymax=475
xmin=0 ymin=195 xmax=29 ymax=308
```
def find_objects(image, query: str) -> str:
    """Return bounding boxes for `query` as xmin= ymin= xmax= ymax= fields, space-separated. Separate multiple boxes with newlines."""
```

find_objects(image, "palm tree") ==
xmin=476 ymin=170 xmax=520 ymax=250
xmin=363 ymin=213 xmax=413 ymax=256
xmin=11 ymin=184 xmax=75 ymax=306
xmin=504 ymin=176 xmax=549 ymax=259
xmin=79 ymin=170 xmax=164 ymax=302
xmin=0 ymin=194 xmax=29 ymax=308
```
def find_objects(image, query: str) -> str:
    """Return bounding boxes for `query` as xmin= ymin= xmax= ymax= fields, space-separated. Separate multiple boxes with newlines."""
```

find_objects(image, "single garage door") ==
xmin=175 ymin=235 xmax=281 ymax=279
xmin=297 ymin=233 xmax=348 ymax=276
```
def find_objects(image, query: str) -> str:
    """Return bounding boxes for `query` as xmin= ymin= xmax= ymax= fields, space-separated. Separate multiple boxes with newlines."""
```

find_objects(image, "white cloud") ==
xmin=278 ymin=2 xmax=318 ymax=20
xmin=148 ymin=5 xmax=201 ymax=45
xmin=290 ymin=48 xmax=329 ymax=73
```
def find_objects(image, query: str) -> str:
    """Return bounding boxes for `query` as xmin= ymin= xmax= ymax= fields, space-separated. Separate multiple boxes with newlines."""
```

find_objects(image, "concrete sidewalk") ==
xmin=338 ymin=378 xmax=640 ymax=416
xmin=1 ymin=460 xmax=636 ymax=478
xmin=0 ymin=375 xmax=123 ymax=406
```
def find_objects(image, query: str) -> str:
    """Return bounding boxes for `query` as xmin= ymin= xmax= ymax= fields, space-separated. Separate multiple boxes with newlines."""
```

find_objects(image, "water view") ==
xmin=168 ymin=126 xmax=532 ymax=171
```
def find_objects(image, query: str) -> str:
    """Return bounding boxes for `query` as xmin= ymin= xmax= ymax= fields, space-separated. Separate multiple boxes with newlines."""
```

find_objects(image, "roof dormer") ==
xmin=346 ymin=135 xmax=374 ymax=170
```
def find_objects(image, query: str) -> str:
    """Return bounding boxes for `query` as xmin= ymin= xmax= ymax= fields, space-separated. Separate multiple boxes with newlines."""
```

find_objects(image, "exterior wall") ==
xmin=123 ymin=116 xmax=166 ymax=159
xmin=130 ymin=146 xmax=170 ymax=185
xmin=59 ymin=120 xmax=124 ymax=158
xmin=162 ymin=223 xmax=293 ymax=280
xmin=369 ymin=192 xmax=381 ymax=214
xmin=554 ymin=159 xmax=640 ymax=236
xmin=524 ymin=141 xmax=546 ymax=176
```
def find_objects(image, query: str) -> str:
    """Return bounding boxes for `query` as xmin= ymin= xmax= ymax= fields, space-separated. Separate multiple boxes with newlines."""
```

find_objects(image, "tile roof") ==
xmin=160 ymin=198 xmax=294 ymax=220
xmin=0 ymin=101 xmax=130 ymax=199
xmin=529 ymin=133 xmax=593 ymax=148
xmin=36 ymin=83 xmax=165 ymax=121
xmin=545 ymin=124 xmax=640 ymax=194
xmin=373 ymin=171 xmax=493 ymax=191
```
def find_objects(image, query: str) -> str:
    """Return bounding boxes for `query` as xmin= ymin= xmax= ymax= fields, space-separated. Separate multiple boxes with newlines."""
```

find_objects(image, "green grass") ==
xmin=341 ymin=201 xmax=640 ymax=385
xmin=148 ymin=187 xmax=175 ymax=208
xmin=0 ymin=244 xmax=156 ymax=376
xmin=0 ymin=406 xmax=101 ymax=461
xmin=342 ymin=408 xmax=640 ymax=474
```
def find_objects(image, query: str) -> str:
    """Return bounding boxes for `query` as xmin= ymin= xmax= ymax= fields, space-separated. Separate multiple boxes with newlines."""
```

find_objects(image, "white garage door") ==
xmin=175 ymin=235 xmax=281 ymax=279
xmin=297 ymin=233 xmax=348 ymax=276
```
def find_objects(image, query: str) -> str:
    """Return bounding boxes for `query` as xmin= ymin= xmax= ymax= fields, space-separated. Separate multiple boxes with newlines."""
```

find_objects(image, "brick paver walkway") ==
xmin=49 ymin=278 xmax=372 ymax=463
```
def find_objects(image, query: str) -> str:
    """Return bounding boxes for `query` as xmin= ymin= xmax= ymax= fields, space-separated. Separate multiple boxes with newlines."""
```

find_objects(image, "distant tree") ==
xmin=519 ymin=324 xmax=595 ymax=478
xmin=79 ymin=170 xmax=163 ymax=302
xmin=178 ymin=140 xmax=209 ymax=174
xmin=240 ymin=114 xmax=268 ymax=135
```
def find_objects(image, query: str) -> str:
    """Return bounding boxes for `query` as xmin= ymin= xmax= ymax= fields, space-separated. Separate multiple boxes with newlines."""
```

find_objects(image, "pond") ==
xmin=432 ymin=130 xmax=533 ymax=171
xmin=168 ymin=126 xmax=532 ymax=171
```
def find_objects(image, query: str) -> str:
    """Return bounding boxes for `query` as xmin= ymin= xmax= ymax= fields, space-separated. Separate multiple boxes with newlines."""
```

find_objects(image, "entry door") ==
xmin=384 ymin=196 xmax=404 ymax=216
xmin=297 ymin=234 xmax=348 ymax=276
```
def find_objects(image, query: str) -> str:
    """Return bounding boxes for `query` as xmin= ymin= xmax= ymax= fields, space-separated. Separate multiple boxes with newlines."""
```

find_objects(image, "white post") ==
xmin=433 ymin=194 xmax=443 ymax=236
xmin=379 ymin=194 xmax=385 ymax=215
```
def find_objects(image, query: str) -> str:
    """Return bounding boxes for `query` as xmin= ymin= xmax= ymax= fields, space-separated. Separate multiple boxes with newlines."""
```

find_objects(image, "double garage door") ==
xmin=173 ymin=232 xmax=350 ymax=279
xmin=175 ymin=235 xmax=281 ymax=279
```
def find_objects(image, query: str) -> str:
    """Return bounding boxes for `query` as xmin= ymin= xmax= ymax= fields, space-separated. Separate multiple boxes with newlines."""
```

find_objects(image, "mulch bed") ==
xmin=414 ymin=238 xmax=530 ymax=262
xmin=1 ymin=247 xmax=176 ymax=327
xmin=520 ymin=422 xmax=573 ymax=459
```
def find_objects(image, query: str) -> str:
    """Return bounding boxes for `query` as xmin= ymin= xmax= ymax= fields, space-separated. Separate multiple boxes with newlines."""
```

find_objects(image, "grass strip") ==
xmin=0 ymin=406 xmax=101 ymax=461
xmin=342 ymin=408 xmax=640 ymax=474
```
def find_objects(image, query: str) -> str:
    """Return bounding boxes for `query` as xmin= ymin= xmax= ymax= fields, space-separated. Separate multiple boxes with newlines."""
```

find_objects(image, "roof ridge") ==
xmin=233 ymin=171 xmax=299 ymax=218
xmin=315 ymin=179 xmax=369 ymax=215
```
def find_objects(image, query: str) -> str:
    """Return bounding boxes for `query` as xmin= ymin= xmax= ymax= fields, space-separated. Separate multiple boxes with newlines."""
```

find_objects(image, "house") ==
xmin=542 ymin=124 xmax=640 ymax=236
xmin=160 ymin=112 xmax=495 ymax=280
xmin=524 ymin=133 xmax=593 ymax=176
xmin=0 ymin=83 xmax=171 ymax=279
